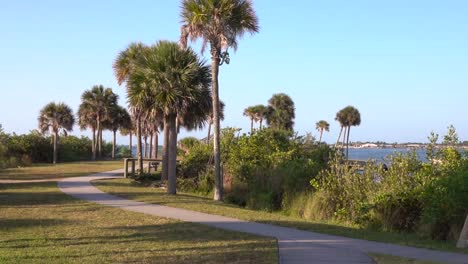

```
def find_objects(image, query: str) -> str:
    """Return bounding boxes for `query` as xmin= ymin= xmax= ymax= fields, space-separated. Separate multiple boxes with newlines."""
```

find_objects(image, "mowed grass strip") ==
xmin=0 ymin=181 xmax=278 ymax=264
xmin=94 ymin=178 xmax=468 ymax=254
xmin=369 ymin=253 xmax=444 ymax=264
xmin=0 ymin=161 xmax=122 ymax=180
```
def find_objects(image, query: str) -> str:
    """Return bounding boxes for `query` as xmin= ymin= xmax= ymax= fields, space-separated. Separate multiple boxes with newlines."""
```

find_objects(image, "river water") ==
xmin=347 ymin=148 xmax=427 ymax=162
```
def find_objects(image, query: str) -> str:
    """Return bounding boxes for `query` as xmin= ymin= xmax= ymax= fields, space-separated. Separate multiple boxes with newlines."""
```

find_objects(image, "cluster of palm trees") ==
xmin=77 ymin=85 xmax=132 ymax=160
xmin=109 ymin=0 xmax=259 ymax=199
xmin=335 ymin=106 xmax=361 ymax=157
xmin=243 ymin=93 xmax=296 ymax=133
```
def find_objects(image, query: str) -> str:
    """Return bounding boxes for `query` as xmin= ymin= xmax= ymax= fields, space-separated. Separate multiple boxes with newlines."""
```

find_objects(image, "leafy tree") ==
xmin=315 ymin=120 xmax=330 ymax=143
xmin=180 ymin=0 xmax=259 ymax=201
xmin=266 ymin=93 xmax=295 ymax=131
xmin=38 ymin=102 xmax=75 ymax=164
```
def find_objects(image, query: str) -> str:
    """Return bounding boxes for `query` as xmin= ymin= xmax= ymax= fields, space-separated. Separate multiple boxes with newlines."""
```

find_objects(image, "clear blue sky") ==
xmin=1 ymin=0 xmax=467 ymax=144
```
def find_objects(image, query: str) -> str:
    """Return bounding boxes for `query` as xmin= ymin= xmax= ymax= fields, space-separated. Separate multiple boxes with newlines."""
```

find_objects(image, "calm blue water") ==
xmin=347 ymin=148 xmax=427 ymax=162
xmin=130 ymin=145 xmax=428 ymax=161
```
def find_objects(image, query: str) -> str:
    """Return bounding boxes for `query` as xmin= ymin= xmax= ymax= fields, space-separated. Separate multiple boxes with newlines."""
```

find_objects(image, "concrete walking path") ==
xmin=57 ymin=170 xmax=468 ymax=264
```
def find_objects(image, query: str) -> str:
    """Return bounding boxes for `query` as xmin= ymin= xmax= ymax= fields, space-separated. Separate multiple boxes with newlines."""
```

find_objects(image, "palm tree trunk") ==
xmin=207 ymin=122 xmax=212 ymax=143
xmin=319 ymin=129 xmax=323 ymax=143
xmin=259 ymin=118 xmax=263 ymax=129
xmin=342 ymin=126 xmax=347 ymax=149
xmin=112 ymin=130 xmax=116 ymax=159
xmin=149 ymin=133 xmax=153 ymax=159
xmin=167 ymin=114 xmax=177 ymax=195
xmin=162 ymin=120 xmax=169 ymax=181
xmin=91 ymin=126 xmax=96 ymax=161
xmin=153 ymin=132 xmax=158 ymax=158
xmin=136 ymin=114 xmax=143 ymax=174
xmin=250 ymin=118 xmax=254 ymax=134
xmin=129 ymin=131 xmax=133 ymax=157
xmin=346 ymin=126 xmax=351 ymax=159
xmin=53 ymin=131 xmax=58 ymax=164
xmin=211 ymin=52 xmax=222 ymax=201
xmin=335 ymin=126 xmax=343 ymax=148
xmin=95 ymin=116 xmax=100 ymax=158
xmin=98 ymin=128 xmax=102 ymax=158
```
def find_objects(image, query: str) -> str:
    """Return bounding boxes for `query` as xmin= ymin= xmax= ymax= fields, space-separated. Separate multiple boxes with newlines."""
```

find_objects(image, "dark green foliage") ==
xmin=421 ymin=160 xmax=468 ymax=240
xmin=0 ymin=127 xmax=114 ymax=168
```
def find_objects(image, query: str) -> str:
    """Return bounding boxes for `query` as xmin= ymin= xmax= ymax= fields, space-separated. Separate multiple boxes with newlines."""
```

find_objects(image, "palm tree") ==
xmin=243 ymin=106 xmax=257 ymax=134
xmin=316 ymin=120 xmax=330 ymax=143
xmin=38 ymin=102 xmax=75 ymax=164
xmin=344 ymin=106 xmax=361 ymax=158
xmin=180 ymin=0 xmax=259 ymax=201
xmin=113 ymin=42 xmax=149 ymax=172
xmin=128 ymin=41 xmax=211 ymax=195
xmin=206 ymin=100 xmax=225 ymax=143
xmin=252 ymin=104 xmax=267 ymax=129
xmin=80 ymin=85 xmax=118 ymax=158
xmin=335 ymin=106 xmax=361 ymax=158
xmin=77 ymin=102 xmax=97 ymax=160
xmin=266 ymin=93 xmax=295 ymax=131
xmin=104 ymin=106 xmax=131 ymax=159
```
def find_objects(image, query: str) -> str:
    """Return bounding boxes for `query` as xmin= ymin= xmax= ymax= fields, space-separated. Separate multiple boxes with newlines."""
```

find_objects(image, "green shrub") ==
xmin=421 ymin=160 xmax=468 ymax=240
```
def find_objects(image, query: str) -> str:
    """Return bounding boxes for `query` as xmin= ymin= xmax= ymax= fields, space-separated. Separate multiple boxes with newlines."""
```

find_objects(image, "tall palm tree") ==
xmin=180 ymin=0 xmax=259 ymax=201
xmin=113 ymin=42 xmax=149 ymax=172
xmin=80 ymin=85 xmax=118 ymax=158
xmin=316 ymin=120 xmax=330 ymax=143
xmin=243 ymin=106 xmax=257 ymax=134
xmin=335 ymin=106 xmax=361 ymax=158
xmin=206 ymin=100 xmax=225 ymax=143
xmin=266 ymin=93 xmax=295 ymax=131
xmin=344 ymin=106 xmax=361 ymax=158
xmin=77 ymin=103 xmax=97 ymax=160
xmin=38 ymin=102 xmax=75 ymax=164
xmin=128 ymin=41 xmax=211 ymax=195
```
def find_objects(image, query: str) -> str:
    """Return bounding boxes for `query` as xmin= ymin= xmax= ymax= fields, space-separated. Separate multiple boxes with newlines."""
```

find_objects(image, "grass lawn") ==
xmin=94 ymin=178 xmax=468 ymax=255
xmin=0 ymin=161 xmax=122 ymax=180
xmin=369 ymin=253 xmax=443 ymax=264
xmin=0 ymin=164 xmax=278 ymax=263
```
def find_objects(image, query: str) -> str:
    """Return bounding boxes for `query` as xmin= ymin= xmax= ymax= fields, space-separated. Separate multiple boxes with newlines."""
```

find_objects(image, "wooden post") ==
xmin=457 ymin=214 xmax=468 ymax=248
xmin=131 ymin=160 xmax=136 ymax=177
xmin=124 ymin=159 xmax=128 ymax=178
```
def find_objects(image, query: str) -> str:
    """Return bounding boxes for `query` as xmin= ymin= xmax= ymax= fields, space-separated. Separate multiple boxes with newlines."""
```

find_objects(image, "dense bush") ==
xmin=0 ymin=126 xmax=114 ymax=168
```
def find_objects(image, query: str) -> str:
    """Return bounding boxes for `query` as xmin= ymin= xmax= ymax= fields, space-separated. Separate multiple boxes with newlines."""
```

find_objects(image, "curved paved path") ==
xmin=58 ymin=170 xmax=468 ymax=264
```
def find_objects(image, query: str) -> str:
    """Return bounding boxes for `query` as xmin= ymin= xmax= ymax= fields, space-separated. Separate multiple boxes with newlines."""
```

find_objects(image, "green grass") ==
xmin=94 ymin=178 xmax=468 ymax=254
xmin=0 ymin=181 xmax=278 ymax=263
xmin=0 ymin=161 xmax=122 ymax=180
xmin=370 ymin=253 xmax=444 ymax=264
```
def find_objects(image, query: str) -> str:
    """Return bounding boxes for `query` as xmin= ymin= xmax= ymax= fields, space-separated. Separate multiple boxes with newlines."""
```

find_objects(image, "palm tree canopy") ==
xmin=77 ymin=103 xmax=97 ymax=130
xmin=104 ymin=105 xmax=132 ymax=132
xmin=128 ymin=41 xmax=211 ymax=118
xmin=38 ymin=102 xmax=75 ymax=135
xmin=80 ymin=85 xmax=119 ymax=123
xmin=316 ymin=120 xmax=330 ymax=132
xmin=113 ymin=42 xmax=148 ymax=86
xmin=180 ymin=0 xmax=259 ymax=54
xmin=251 ymin=104 xmax=267 ymax=121
xmin=266 ymin=93 xmax=295 ymax=131
xmin=336 ymin=106 xmax=361 ymax=127
xmin=243 ymin=106 xmax=257 ymax=120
